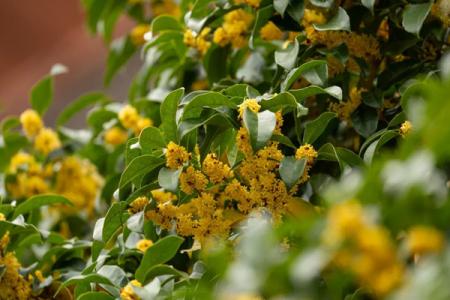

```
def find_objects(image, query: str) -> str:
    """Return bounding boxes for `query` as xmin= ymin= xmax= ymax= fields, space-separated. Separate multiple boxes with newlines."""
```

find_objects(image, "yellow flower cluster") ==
xmin=260 ymin=21 xmax=283 ymax=41
xmin=184 ymin=27 xmax=212 ymax=55
xmin=323 ymin=200 xmax=404 ymax=297
xmin=128 ymin=196 xmax=149 ymax=214
xmin=55 ymin=156 xmax=103 ymax=216
xmin=234 ymin=0 xmax=261 ymax=8
xmin=120 ymin=280 xmax=142 ymax=300
xmin=399 ymin=120 xmax=412 ymax=137
xmin=104 ymin=126 xmax=128 ymax=146
xmin=329 ymin=86 xmax=363 ymax=122
xmin=130 ymin=24 xmax=151 ymax=46
xmin=406 ymin=225 xmax=445 ymax=256
xmin=20 ymin=109 xmax=61 ymax=155
xmin=165 ymin=142 xmax=190 ymax=169
xmin=202 ymin=153 xmax=234 ymax=184
xmin=180 ymin=166 xmax=208 ymax=194
xmin=432 ymin=0 xmax=450 ymax=27
xmin=118 ymin=105 xmax=153 ymax=135
xmin=151 ymin=0 xmax=181 ymax=18
xmin=213 ymin=9 xmax=254 ymax=48
xmin=295 ymin=143 xmax=318 ymax=183
xmin=0 ymin=233 xmax=32 ymax=300
xmin=238 ymin=98 xmax=261 ymax=119
xmin=6 ymin=152 xmax=51 ymax=199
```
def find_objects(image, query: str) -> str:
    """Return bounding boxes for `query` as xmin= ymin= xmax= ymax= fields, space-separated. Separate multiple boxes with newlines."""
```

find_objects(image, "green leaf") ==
xmin=274 ymin=0 xmax=289 ymax=16
xmin=351 ymin=106 xmax=378 ymax=138
xmin=303 ymin=112 xmax=336 ymax=144
xmin=243 ymin=109 xmax=277 ymax=150
xmin=250 ymin=5 xmax=274 ymax=48
xmin=402 ymin=2 xmax=433 ymax=36
xmin=318 ymin=143 xmax=362 ymax=171
xmin=309 ymin=0 xmax=334 ymax=8
xmin=279 ymin=157 xmax=307 ymax=189
xmin=105 ymin=37 xmax=137 ymax=86
xmin=56 ymin=274 xmax=114 ymax=295
xmin=102 ymin=202 xmax=124 ymax=243
xmin=143 ymin=264 xmax=187 ymax=283
xmin=151 ymin=15 xmax=183 ymax=35
xmin=158 ymin=167 xmax=181 ymax=192
xmin=181 ymin=92 xmax=235 ymax=120
xmin=119 ymin=155 xmax=165 ymax=188
xmin=204 ymin=45 xmax=228 ymax=83
xmin=13 ymin=195 xmax=72 ymax=219
xmin=281 ymin=60 xmax=328 ymax=91
xmin=290 ymin=85 xmax=342 ymax=101
xmin=135 ymin=235 xmax=184 ymax=282
xmin=361 ymin=0 xmax=375 ymax=13
xmin=160 ymin=88 xmax=184 ymax=143
xmin=78 ymin=292 xmax=114 ymax=300
xmin=313 ymin=7 xmax=350 ymax=31
xmin=275 ymin=39 xmax=299 ymax=70
xmin=56 ymin=93 xmax=108 ymax=126
xmin=30 ymin=76 xmax=53 ymax=115
xmin=139 ymin=127 xmax=166 ymax=153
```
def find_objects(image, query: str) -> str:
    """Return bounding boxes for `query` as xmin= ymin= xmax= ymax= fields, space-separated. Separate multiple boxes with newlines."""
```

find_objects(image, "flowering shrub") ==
xmin=0 ymin=0 xmax=449 ymax=299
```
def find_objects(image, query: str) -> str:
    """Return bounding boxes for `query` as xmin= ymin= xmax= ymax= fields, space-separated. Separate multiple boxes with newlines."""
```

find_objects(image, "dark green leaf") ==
xmin=57 ymin=93 xmax=108 ymax=126
xmin=30 ymin=76 xmax=53 ymax=115
xmin=279 ymin=157 xmax=307 ymax=189
xmin=102 ymin=202 xmax=124 ymax=243
xmin=281 ymin=60 xmax=328 ymax=91
xmin=243 ymin=109 xmax=277 ymax=150
xmin=139 ymin=127 xmax=166 ymax=153
xmin=160 ymin=88 xmax=184 ymax=143
xmin=303 ymin=112 xmax=336 ymax=144
xmin=135 ymin=235 xmax=184 ymax=282
xmin=13 ymin=195 xmax=72 ymax=219
xmin=119 ymin=155 xmax=165 ymax=188
xmin=402 ymin=2 xmax=433 ymax=36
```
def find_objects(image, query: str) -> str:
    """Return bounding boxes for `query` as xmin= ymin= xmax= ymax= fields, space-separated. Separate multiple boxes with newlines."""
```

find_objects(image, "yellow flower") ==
xmin=8 ymin=152 xmax=39 ymax=174
xmin=399 ymin=120 xmax=412 ymax=137
xmin=0 ymin=213 xmax=5 ymax=221
xmin=260 ymin=21 xmax=283 ymax=41
xmin=129 ymin=196 xmax=149 ymax=214
xmin=34 ymin=128 xmax=61 ymax=155
xmin=135 ymin=117 xmax=153 ymax=135
xmin=119 ymin=105 xmax=140 ymax=130
xmin=151 ymin=189 xmax=177 ymax=203
xmin=179 ymin=166 xmax=208 ymax=195
xmin=19 ymin=109 xmax=43 ymax=138
xmin=191 ymin=80 xmax=209 ymax=91
xmin=295 ymin=144 xmax=318 ymax=165
xmin=234 ymin=0 xmax=261 ymax=8
xmin=120 ymin=280 xmax=142 ymax=300
xmin=330 ymin=87 xmax=363 ymax=122
xmin=213 ymin=27 xmax=230 ymax=47
xmin=130 ymin=24 xmax=150 ymax=46
xmin=213 ymin=9 xmax=253 ymax=48
xmin=183 ymin=29 xmax=196 ymax=47
xmin=34 ymin=270 xmax=45 ymax=283
xmin=236 ymin=127 xmax=253 ymax=157
xmin=184 ymin=28 xmax=212 ymax=55
xmin=377 ymin=19 xmax=389 ymax=41
xmin=238 ymin=98 xmax=261 ymax=119
xmin=165 ymin=142 xmax=190 ymax=169
xmin=104 ymin=127 xmax=128 ymax=146
xmin=406 ymin=225 xmax=445 ymax=255
xmin=136 ymin=239 xmax=153 ymax=252
xmin=151 ymin=0 xmax=181 ymax=17
xmin=202 ymin=153 xmax=234 ymax=184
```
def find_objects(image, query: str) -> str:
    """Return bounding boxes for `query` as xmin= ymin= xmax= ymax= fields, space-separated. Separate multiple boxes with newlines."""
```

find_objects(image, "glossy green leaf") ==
xmin=290 ymin=85 xmax=342 ymax=101
xmin=279 ymin=157 xmax=307 ymax=189
xmin=274 ymin=0 xmax=289 ymax=16
xmin=30 ymin=76 xmax=53 ymax=115
xmin=13 ymin=195 xmax=72 ymax=219
xmin=275 ymin=39 xmax=299 ymax=70
xmin=243 ymin=109 xmax=277 ymax=150
xmin=158 ymin=167 xmax=181 ymax=192
xmin=135 ymin=235 xmax=184 ymax=282
xmin=160 ymin=88 xmax=184 ymax=143
xmin=181 ymin=92 xmax=235 ymax=120
xmin=119 ymin=155 xmax=165 ymax=188
xmin=303 ymin=112 xmax=336 ymax=144
xmin=102 ymin=202 xmax=124 ymax=243
xmin=78 ymin=292 xmax=114 ymax=300
xmin=281 ymin=60 xmax=328 ymax=91
xmin=313 ymin=7 xmax=350 ymax=31
xmin=139 ymin=127 xmax=166 ymax=153
xmin=151 ymin=15 xmax=183 ymax=34
xmin=402 ymin=2 xmax=433 ymax=36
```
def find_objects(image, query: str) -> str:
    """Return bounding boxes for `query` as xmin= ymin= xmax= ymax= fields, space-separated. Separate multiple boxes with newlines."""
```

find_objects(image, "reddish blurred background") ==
xmin=0 ymin=0 xmax=138 ymax=124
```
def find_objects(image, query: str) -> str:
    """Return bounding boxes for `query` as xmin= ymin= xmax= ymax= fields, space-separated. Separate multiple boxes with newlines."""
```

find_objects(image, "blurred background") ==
xmin=0 ymin=0 xmax=139 ymax=125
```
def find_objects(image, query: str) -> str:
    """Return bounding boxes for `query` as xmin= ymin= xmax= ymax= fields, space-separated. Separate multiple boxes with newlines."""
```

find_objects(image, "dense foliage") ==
xmin=1 ymin=0 xmax=449 ymax=299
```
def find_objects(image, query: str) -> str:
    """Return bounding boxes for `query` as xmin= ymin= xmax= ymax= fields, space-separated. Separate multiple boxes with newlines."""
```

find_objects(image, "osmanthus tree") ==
xmin=0 ymin=0 xmax=449 ymax=299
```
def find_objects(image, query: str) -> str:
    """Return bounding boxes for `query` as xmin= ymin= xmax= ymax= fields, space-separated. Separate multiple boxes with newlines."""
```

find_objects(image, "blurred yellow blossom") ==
xmin=136 ymin=239 xmax=153 ymax=252
xmin=19 ymin=109 xmax=43 ymax=138
xmin=260 ymin=21 xmax=283 ymax=41
xmin=406 ymin=225 xmax=445 ymax=256
xmin=34 ymin=128 xmax=61 ymax=155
